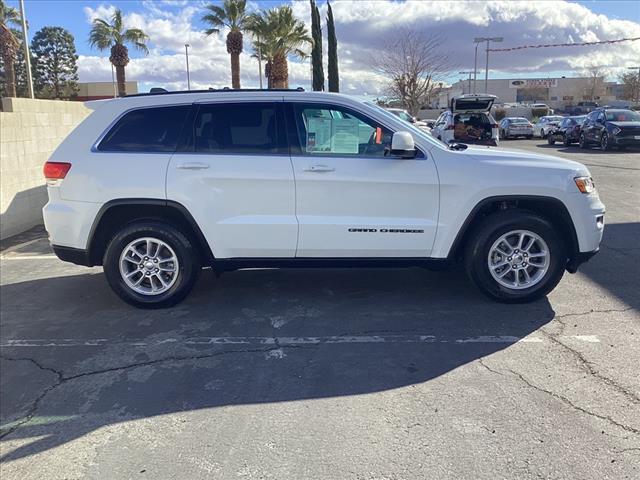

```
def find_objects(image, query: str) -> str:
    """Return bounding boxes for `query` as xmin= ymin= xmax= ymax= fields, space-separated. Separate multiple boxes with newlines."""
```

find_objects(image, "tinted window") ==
xmin=293 ymin=103 xmax=401 ymax=158
xmin=193 ymin=102 xmax=283 ymax=154
xmin=98 ymin=106 xmax=190 ymax=152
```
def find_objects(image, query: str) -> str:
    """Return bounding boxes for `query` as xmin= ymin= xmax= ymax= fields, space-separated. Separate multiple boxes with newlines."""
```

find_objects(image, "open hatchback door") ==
xmin=450 ymin=94 xmax=497 ymax=113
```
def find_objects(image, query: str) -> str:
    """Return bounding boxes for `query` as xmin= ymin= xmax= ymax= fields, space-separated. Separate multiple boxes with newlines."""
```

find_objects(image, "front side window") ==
xmin=292 ymin=103 xmax=394 ymax=158
xmin=98 ymin=105 xmax=190 ymax=152
xmin=193 ymin=102 xmax=283 ymax=154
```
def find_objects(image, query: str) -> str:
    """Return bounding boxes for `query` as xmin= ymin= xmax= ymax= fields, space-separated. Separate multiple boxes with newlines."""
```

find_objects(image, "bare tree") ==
xmin=582 ymin=65 xmax=607 ymax=101
xmin=619 ymin=70 xmax=640 ymax=103
xmin=370 ymin=30 xmax=456 ymax=116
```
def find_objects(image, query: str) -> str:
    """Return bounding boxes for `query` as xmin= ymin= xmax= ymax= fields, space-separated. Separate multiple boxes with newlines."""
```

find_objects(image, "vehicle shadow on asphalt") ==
xmin=1 ymin=264 xmax=557 ymax=462
xmin=534 ymin=143 xmax=640 ymax=155
xmin=1 ymin=224 xmax=637 ymax=462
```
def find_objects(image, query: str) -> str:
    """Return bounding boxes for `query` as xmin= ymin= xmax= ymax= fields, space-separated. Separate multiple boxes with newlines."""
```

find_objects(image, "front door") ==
xmin=167 ymin=100 xmax=297 ymax=258
xmin=287 ymin=102 xmax=439 ymax=258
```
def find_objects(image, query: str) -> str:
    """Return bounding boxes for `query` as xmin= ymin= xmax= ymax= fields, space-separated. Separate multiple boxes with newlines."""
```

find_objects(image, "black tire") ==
xmin=579 ymin=133 xmax=588 ymax=149
xmin=103 ymin=221 xmax=201 ymax=308
xmin=600 ymin=132 xmax=611 ymax=151
xmin=547 ymin=135 xmax=556 ymax=145
xmin=464 ymin=211 xmax=567 ymax=303
xmin=563 ymin=134 xmax=571 ymax=147
xmin=526 ymin=135 xmax=533 ymax=140
xmin=540 ymin=129 xmax=546 ymax=139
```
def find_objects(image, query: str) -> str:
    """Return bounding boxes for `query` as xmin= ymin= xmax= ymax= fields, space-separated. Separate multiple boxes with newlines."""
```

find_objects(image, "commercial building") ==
xmin=75 ymin=81 xmax=138 ymax=101
xmin=436 ymin=76 xmax=621 ymax=110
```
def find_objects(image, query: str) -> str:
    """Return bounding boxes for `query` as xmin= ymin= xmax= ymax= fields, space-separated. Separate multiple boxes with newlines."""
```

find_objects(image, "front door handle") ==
xmin=303 ymin=164 xmax=335 ymax=172
xmin=177 ymin=162 xmax=210 ymax=170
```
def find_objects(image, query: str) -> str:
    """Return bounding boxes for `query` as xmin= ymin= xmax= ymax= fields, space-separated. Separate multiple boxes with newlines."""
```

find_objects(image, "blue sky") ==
xmin=8 ymin=0 xmax=640 ymax=93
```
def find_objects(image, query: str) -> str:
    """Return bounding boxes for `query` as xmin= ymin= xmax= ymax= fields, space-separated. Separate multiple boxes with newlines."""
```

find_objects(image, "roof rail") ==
xmin=124 ymin=87 xmax=305 ymax=98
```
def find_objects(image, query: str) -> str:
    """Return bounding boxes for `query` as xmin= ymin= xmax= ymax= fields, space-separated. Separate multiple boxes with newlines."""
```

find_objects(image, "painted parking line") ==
xmin=0 ymin=255 xmax=58 ymax=260
xmin=0 ymin=334 xmax=600 ymax=348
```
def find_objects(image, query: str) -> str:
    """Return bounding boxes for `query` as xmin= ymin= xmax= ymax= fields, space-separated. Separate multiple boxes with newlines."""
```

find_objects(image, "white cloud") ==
xmin=79 ymin=0 xmax=640 ymax=95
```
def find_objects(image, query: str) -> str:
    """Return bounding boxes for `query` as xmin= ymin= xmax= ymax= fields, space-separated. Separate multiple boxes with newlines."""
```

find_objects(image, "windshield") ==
xmin=605 ymin=110 xmax=640 ymax=122
xmin=511 ymin=118 xmax=529 ymax=124
xmin=546 ymin=116 xmax=563 ymax=122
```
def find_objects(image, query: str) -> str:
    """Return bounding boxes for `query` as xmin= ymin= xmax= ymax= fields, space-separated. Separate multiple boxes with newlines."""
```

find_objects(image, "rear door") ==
xmin=167 ymin=100 xmax=297 ymax=258
xmin=287 ymin=101 xmax=439 ymax=258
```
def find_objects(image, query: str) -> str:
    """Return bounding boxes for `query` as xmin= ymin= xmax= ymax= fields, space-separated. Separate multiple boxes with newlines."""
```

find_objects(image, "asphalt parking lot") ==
xmin=1 ymin=139 xmax=638 ymax=479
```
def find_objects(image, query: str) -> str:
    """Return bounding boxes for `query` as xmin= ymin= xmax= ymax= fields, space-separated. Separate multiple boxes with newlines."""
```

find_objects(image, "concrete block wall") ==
xmin=0 ymin=98 xmax=91 ymax=240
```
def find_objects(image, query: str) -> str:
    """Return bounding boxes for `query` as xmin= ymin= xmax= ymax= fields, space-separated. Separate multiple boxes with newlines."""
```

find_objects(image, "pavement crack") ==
xmin=478 ymin=357 xmax=505 ymax=376
xmin=0 ymin=345 xmax=309 ymax=440
xmin=541 ymin=321 xmax=640 ymax=404
xmin=0 ymin=354 xmax=63 ymax=382
xmin=507 ymin=368 xmax=640 ymax=435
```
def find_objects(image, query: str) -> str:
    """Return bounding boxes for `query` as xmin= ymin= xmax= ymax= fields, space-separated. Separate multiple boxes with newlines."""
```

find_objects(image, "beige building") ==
xmin=76 ymin=81 xmax=138 ymax=101
xmin=437 ymin=76 xmax=617 ymax=110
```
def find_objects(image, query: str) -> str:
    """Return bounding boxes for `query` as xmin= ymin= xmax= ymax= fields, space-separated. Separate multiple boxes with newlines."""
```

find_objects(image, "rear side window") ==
xmin=193 ymin=102 xmax=284 ymax=154
xmin=98 ymin=105 xmax=190 ymax=152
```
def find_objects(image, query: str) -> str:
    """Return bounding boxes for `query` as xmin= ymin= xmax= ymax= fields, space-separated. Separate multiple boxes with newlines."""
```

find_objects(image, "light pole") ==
xmin=19 ymin=0 xmax=34 ymax=98
xmin=459 ymin=71 xmax=474 ymax=95
xmin=184 ymin=44 xmax=191 ymax=90
xmin=628 ymin=66 xmax=640 ymax=103
xmin=473 ymin=40 xmax=481 ymax=94
xmin=474 ymin=37 xmax=503 ymax=94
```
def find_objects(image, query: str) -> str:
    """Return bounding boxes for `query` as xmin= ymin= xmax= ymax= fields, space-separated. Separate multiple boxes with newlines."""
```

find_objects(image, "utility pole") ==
xmin=19 ymin=0 xmax=34 ymax=98
xmin=185 ymin=44 xmax=191 ymax=90
xmin=459 ymin=71 xmax=474 ymax=95
xmin=475 ymin=37 xmax=503 ymax=94
xmin=628 ymin=66 xmax=640 ymax=103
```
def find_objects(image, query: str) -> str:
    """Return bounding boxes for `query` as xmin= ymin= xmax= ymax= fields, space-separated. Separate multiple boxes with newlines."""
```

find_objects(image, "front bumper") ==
xmin=612 ymin=135 xmax=640 ymax=147
xmin=52 ymin=245 xmax=93 ymax=267
xmin=566 ymin=249 xmax=599 ymax=273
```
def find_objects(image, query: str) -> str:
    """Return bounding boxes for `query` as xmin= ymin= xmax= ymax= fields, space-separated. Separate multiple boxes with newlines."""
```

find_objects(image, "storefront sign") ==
xmin=509 ymin=79 xmax=558 ymax=89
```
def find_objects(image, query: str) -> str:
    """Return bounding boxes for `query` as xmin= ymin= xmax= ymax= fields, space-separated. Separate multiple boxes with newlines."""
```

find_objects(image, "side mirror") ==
xmin=388 ymin=131 xmax=416 ymax=158
xmin=410 ymin=117 xmax=417 ymax=123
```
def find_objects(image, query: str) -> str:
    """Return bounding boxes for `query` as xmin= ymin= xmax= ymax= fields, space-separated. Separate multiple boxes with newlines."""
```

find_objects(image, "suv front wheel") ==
xmin=464 ymin=211 xmax=566 ymax=303
xmin=103 ymin=221 xmax=201 ymax=308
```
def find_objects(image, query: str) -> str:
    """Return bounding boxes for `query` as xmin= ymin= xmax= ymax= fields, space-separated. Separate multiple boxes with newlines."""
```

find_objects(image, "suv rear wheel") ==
xmin=103 ymin=221 xmax=201 ymax=308
xmin=464 ymin=211 xmax=566 ymax=303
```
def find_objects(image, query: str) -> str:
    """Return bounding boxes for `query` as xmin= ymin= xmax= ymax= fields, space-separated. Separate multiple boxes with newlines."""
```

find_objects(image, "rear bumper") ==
xmin=52 ymin=245 xmax=93 ymax=267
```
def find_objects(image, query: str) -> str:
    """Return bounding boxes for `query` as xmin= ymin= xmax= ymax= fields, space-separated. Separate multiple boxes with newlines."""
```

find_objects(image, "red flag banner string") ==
xmin=488 ymin=37 xmax=640 ymax=52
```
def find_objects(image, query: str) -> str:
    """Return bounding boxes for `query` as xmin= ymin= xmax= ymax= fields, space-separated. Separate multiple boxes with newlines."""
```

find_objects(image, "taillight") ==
xmin=43 ymin=161 xmax=72 ymax=180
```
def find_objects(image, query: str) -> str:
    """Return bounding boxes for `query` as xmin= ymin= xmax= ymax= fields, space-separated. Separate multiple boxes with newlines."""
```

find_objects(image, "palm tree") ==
xmin=202 ymin=0 xmax=249 ymax=89
xmin=0 ymin=0 xmax=21 ymax=97
xmin=88 ymin=9 xmax=148 ymax=97
xmin=247 ymin=7 xmax=311 ymax=89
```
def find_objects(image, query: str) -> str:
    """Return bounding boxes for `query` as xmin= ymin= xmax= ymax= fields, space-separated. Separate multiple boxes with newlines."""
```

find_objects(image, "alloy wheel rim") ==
xmin=119 ymin=237 xmax=179 ymax=295
xmin=487 ymin=230 xmax=550 ymax=290
xmin=601 ymin=134 xmax=608 ymax=149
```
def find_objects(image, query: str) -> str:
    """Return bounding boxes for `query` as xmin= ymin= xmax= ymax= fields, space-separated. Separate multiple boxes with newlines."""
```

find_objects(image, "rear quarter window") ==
xmin=97 ymin=105 xmax=190 ymax=152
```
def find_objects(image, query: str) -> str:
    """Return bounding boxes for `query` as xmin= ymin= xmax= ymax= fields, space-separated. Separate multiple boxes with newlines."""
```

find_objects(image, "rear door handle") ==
xmin=177 ymin=162 xmax=210 ymax=170
xmin=303 ymin=164 xmax=335 ymax=172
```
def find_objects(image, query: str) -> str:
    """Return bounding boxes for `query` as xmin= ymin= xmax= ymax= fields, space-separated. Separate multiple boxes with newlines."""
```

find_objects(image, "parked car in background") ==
xmin=386 ymin=108 xmax=431 ymax=132
xmin=568 ymin=101 xmax=599 ymax=115
xmin=531 ymin=103 xmax=554 ymax=114
xmin=533 ymin=115 xmax=564 ymax=138
xmin=547 ymin=116 xmax=586 ymax=146
xmin=431 ymin=94 xmax=499 ymax=146
xmin=499 ymin=117 xmax=534 ymax=139
xmin=579 ymin=108 xmax=640 ymax=150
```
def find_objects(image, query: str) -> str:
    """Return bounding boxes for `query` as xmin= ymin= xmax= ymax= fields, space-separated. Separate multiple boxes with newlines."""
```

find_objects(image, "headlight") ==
xmin=574 ymin=176 xmax=596 ymax=194
xmin=612 ymin=127 xmax=621 ymax=135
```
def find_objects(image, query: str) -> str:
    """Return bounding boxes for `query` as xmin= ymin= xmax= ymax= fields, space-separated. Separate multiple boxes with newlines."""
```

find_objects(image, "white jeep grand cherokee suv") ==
xmin=43 ymin=89 xmax=605 ymax=308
